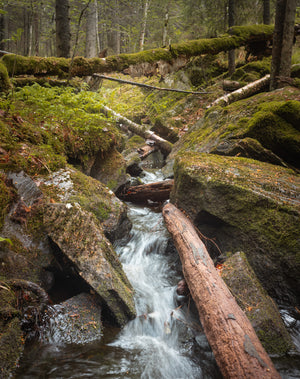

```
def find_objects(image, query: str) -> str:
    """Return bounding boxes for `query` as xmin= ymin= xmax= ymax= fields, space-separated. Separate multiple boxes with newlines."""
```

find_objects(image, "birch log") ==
xmin=101 ymin=105 xmax=173 ymax=155
xmin=208 ymin=74 xmax=270 ymax=108
xmin=162 ymin=202 xmax=281 ymax=379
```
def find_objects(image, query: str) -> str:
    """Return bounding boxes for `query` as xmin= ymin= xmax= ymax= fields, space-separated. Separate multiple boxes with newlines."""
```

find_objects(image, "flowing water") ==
xmin=14 ymin=170 xmax=300 ymax=378
xmin=15 ymin=170 xmax=221 ymax=379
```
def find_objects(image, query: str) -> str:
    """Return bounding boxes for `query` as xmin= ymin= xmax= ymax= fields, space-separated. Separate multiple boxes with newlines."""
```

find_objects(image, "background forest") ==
xmin=1 ymin=0 xmax=299 ymax=58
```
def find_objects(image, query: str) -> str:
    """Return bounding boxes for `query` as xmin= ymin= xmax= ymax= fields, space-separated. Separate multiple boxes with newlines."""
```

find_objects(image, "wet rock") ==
xmin=43 ymin=203 xmax=136 ymax=326
xmin=42 ymin=293 xmax=103 ymax=345
xmin=222 ymin=252 xmax=294 ymax=355
xmin=171 ymin=152 xmax=300 ymax=304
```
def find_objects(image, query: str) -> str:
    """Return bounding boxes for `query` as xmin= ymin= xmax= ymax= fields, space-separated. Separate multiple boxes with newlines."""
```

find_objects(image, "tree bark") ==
xmin=270 ymin=0 xmax=296 ymax=90
xmin=263 ymin=0 xmax=271 ymax=24
xmin=139 ymin=0 xmax=150 ymax=51
xmin=162 ymin=203 xmax=281 ymax=379
xmin=228 ymin=0 xmax=235 ymax=76
xmin=3 ymin=25 xmax=274 ymax=77
xmin=162 ymin=5 xmax=169 ymax=47
xmin=85 ymin=0 xmax=98 ymax=58
xmin=56 ymin=0 xmax=71 ymax=58
xmin=118 ymin=180 xmax=173 ymax=202
xmin=208 ymin=74 xmax=270 ymax=107
xmin=101 ymin=104 xmax=173 ymax=155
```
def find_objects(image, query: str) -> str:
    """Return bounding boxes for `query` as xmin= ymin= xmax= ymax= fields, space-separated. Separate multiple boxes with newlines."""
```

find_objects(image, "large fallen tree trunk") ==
xmin=162 ymin=203 xmax=280 ymax=379
xmin=208 ymin=74 xmax=270 ymax=108
xmin=118 ymin=179 xmax=174 ymax=203
xmin=101 ymin=105 xmax=173 ymax=155
xmin=2 ymin=25 xmax=273 ymax=78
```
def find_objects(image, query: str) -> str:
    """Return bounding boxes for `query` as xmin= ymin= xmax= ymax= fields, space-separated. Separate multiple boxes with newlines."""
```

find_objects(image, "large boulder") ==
xmin=167 ymin=87 xmax=300 ymax=170
xmin=170 ymin=152 xmax=300 ymax=304
xmin=43 ymin=202 xmax=136 ymax=326
xmin=222 ymin=252 xmax=293 ymax=356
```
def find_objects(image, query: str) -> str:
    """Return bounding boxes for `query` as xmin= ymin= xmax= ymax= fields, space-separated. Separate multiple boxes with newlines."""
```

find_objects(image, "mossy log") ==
xmin=209 ymin=74 xmax=270 ymax=107
xmin=118 ymin=179 xmax=174 ymax=203
xmin=162 ymin=203 xmax=280 ymax=379
xmin=2 ymin=25 xmax=274 ymax=78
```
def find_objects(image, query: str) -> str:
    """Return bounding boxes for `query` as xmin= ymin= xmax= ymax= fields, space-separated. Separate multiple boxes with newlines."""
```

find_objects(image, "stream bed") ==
xmin=15 ymin=170 xmax=221 ymax=379
xmin=14 ymin=169 xmax=300 ymax=378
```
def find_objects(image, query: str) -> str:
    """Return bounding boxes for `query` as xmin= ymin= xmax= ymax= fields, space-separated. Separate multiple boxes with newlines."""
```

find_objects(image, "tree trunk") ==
xmin=228 ymin=0 xmax=235 ymax=75
xmin=118 ymin=180 xmax=173 ymax=203
xmin=270 ymin=0 xmax=296 ymax=90
xmin=162 ymin=203 xmax=281 ymax=379
xmin=162 ymin=6 xmax=169 ymax=47
xmin=33 ymin=7 xmax=39 ymax=56
xmin=85 ymin=0 xmax=98 ymax=58
xmin=139 ymin=0 xmax=150 ymax=51
xmin=0 ymin=13 xmax=5 ymax=51
xmin=56 ymin=0 xmax=71 ymax=58
xmin=263 ymin=0 xmax=271 ymax=24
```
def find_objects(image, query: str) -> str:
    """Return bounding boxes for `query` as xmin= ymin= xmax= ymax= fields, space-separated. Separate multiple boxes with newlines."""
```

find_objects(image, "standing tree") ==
xmin=85 ymin=0 xmax=98 ymax=57
xmin=139 ymin=0 xmax=150 ymax=51
xmin=56 ymin=0 xmax=71 ymax=58
xmin=263 ymin=0 xmax=271 ymax=24
xmin=270 ymin=0 xmax=296 ymax=90
xmin=228 ymin=0 xmax=235 ymax=75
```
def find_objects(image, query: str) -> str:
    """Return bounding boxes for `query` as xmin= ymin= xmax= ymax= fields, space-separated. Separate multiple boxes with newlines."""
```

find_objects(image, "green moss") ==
xmin=171 ymin=152 xmax=300 ymax=302
xmin=0 ymin=174 xmax=15 ymax=229
xmin=0 ymin=62 xmax=11 ymax=93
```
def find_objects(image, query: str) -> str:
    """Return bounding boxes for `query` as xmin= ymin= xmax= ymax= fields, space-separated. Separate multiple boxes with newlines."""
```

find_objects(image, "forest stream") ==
xmin=14 ymin=169 xmax=221 ymax=379
xmin=12 ymin=167 xmax=300 ymax=379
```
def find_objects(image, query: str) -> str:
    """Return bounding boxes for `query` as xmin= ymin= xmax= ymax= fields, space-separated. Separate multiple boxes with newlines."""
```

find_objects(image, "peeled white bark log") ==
xmin=208 ymin=74 xmax=270 ymax=108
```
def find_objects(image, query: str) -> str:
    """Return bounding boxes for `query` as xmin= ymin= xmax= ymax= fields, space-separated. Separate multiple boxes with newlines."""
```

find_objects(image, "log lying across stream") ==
xmin=118 ymin=179 xmax=174 ymax=203
xmin=162 ymin=203 xmax=280 ymax=379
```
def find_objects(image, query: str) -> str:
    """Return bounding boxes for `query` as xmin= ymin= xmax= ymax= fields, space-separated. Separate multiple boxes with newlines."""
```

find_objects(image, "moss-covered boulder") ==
xmin=171 ymin=152 xmax=300 ymax=304
xmin=170 ymin=87 xmax=300 ymax=169
xmin=90 ymin=148 xmax=129 ymax=193
xmin=222 ymin=252 xmax=293 ymax=355
xmin=43 ymin=203 xmax=136 ymax=326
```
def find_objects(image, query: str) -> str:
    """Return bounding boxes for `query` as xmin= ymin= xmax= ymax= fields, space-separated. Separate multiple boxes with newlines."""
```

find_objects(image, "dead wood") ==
xmin=162 ymin=202 xmax=281 ymax=379
xmin=209 ymin=74 xmax=270 ymax=108
xmin=101 ymin=105 xmax=173 ymax=155
xmin=93 ymin=74 xmax=208 ymax=94
xmin=118 ymin=179 xmax=174 ymax=203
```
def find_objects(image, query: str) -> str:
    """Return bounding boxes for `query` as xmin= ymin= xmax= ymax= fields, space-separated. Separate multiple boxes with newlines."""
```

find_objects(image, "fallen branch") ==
xmin=118 ymin=179 xmax=174 ymax=203
xmin=93 ymin=74 xmax=208 ymax=94
xmin=162 ymin=203 xmax=280 ymax=379
xmin=101 ymin=105 xmax=173 ymax=155
xmin=208 ymin=74 xmax=270 ymax=108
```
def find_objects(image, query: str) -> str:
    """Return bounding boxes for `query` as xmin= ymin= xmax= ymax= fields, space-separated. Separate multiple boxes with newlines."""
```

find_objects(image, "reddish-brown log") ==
xmin=162 ymin=203 xmax=281 ymax=379
xmin=119 ymin=179 xmax=173 ymax=203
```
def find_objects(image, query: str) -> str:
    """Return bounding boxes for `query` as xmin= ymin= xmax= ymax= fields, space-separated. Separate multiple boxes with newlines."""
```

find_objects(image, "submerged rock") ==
xmin=42 ymin=293 xmax=103 ymax=345
xmin=222 ymin=252 xmax=293 ymax=356
xmin=171 ymin=152 xmax=300 ymax=304
xmin=43 ymin=203 xmax=136 ymax=326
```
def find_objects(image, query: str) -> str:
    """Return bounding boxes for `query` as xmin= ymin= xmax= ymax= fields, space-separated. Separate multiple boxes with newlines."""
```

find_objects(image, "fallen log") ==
xmin=101 ymin=105 xmax=173 ymax=155
xmin=208 ymin=74 xmax=270 ymax=108
xmin=118 ymin=179 xmax=174 ymax=203
xmin=162 ymin=202 xmax=280 ymax=379
xmin=93 ymin=74 xmax=209 ymax=94
xmin=2 ymin=25 xmax=273 ymax=78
